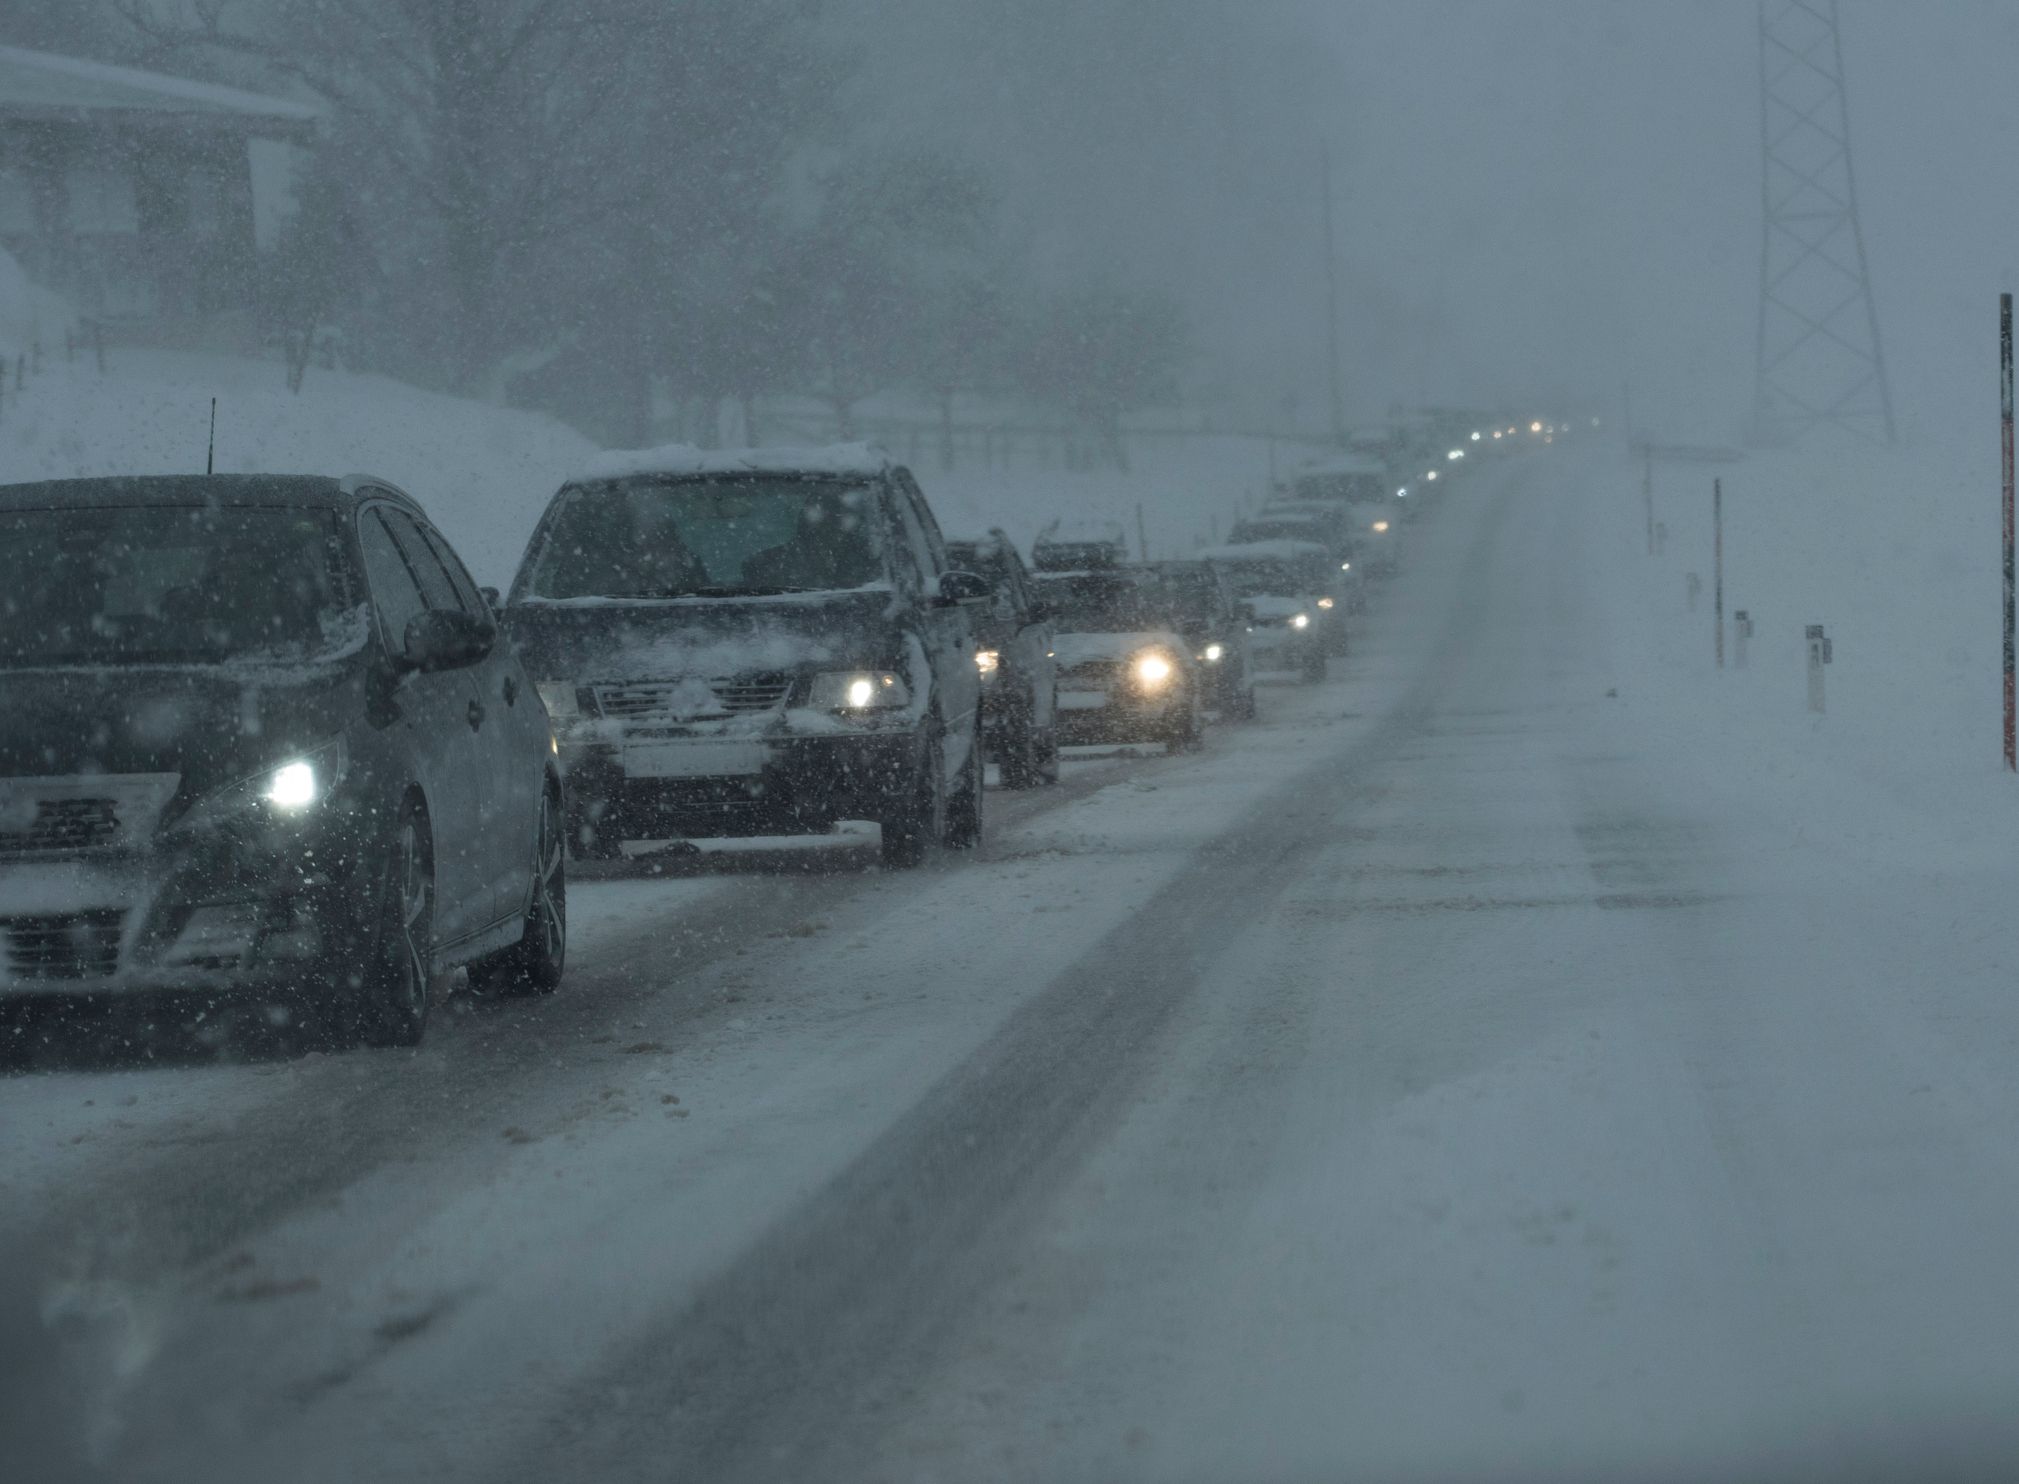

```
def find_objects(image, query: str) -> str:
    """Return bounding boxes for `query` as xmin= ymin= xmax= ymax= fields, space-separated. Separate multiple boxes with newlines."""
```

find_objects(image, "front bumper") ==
xmin=1052 ymin=684 xmax=1188 ymax=744
xmin=559 ymin=726 xmax=924 ymax=841
xmin=0 ymin=830 xmax=368 ymax=999
xmin=1248 ymin=626 xmax=1324 ymax=670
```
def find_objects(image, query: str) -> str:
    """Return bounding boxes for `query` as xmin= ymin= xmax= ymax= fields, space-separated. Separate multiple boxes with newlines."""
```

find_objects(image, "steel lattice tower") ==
xmin=1754 ymin=0 xmax=1894 ymax=444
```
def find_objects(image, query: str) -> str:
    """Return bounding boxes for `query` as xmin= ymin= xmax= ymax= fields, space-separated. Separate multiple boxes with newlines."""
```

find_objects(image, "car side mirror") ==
xmin=937 ymin=569 xmax=992 ymax=606
xmin=400 ymin=609 xmax=495 ymax=672
xmin=1026 ymin=601 xmax=1054 ymax=624
xmin=479 ymin=585 xmax=502 ymax=614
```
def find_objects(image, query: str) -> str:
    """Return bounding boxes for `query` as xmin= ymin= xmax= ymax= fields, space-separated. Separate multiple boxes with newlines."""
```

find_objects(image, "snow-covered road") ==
xmin=10 ymin=452 xmax=2019 ymax=1481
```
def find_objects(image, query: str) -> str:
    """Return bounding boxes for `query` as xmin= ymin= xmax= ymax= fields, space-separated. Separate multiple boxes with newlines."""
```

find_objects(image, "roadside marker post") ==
xmin=1686 ymin=571 xmax=1701 ymax=612
xmin=2003 ymin=293 xmax=2015 ymax=769
xmin=1735 ymin=609 xmax=1753 ymax=669
xmin=1713 ymin=478 xmax=1725 ymax=669
xmin=1643 ymin=450 xmax=1654 ymax=557
xmin=1807 ymin=624 xmax=1832 ymax=714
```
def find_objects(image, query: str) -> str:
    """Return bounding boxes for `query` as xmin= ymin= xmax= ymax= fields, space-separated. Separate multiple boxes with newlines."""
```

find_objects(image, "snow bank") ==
xmin=0 ymin=347 xmax=594 ymax=584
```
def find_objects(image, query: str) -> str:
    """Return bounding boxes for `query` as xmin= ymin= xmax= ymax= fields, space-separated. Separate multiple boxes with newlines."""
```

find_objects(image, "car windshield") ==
xmin=1220 ymin=559 xmax=1314 ymax=599
xmin=1153 ymin=570 xmax=1219 ymax=624
xmin=1231 ymin=519 xmax=1328 ymax=545
xmin=1291 ymin=471 xmax=1387 ymax=502
xmin=522 ymin=476 xmax=885 ymax=599
xmin=1034 ymin=573 xmax=1157 ymax=631
xmin=0 ymin=505 xmax=357 ymax=668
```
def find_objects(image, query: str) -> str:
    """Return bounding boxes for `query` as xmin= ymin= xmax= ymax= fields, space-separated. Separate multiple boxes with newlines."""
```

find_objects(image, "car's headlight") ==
xmin=1372 ymin=520 xmax=1390 ymax=533
xmin=1340 ymin=561 xmax=1352 ymax=571
xmin=535 ymin=679 xmax=580 ymax=720
xmin=975 ymin=649 xmax=1000 ymax=679
xmin=808 ymin=671 xmax=911 ymax=711
xmin=1132 ymin=650 xmax=1176 ymax=689
xmin=1290 ymin=613 xmax=1311 ymax=630
xmin=1200 ymin=643 xmax=1225 ymax=663
xmin=1317 ymin=597 xmax=1335 ymax=610
xmin=177 ymin=738 xmax=348 ymax=832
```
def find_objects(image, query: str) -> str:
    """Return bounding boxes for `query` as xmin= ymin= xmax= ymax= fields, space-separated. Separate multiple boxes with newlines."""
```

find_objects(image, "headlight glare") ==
xmin=1201 ymin=643 xmax=1225 ymax=663
xmin=1290 ymin=612 xmax=1311 ymax=630
xmin=264 ymin=760 xmax=319 ymax=809
xmin=1133 ymin=650 xmax=1175 ymax=688
xmin=1317 ymin=596 xmax=1335 ymax=610
xmin=975 ymin=649 xmax=1000 ymax=678
xmin=809 ymin=671 xmax=910 ymax=711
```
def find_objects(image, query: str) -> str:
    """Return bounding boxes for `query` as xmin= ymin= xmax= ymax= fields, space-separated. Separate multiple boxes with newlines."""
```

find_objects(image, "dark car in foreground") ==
xmin=1031 ymin=567 xmax=1202 ymax=749
xmin=0 ymin=475 xmax=566 ymax=1048
xmin=946 ymin=530 xmax=1060 ymax=788
xmin=502 ymin=445 xmax=989 ymax=869
xmin=1148 ymin=559 xmax=1257 ymax=720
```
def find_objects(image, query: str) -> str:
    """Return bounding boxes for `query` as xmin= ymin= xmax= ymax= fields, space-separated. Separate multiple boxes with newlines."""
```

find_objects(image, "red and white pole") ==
xmin=2004 ymin=293 xmax=2015 ymax=770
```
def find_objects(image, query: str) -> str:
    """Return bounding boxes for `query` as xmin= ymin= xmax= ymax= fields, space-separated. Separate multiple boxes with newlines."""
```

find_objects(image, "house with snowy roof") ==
xmin=0 ymin=44 xmax=317 ymax=342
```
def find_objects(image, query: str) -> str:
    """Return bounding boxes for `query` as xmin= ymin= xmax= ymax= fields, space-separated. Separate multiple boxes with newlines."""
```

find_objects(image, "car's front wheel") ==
xmin=351 ymin=800 xmax=434 ymax=1048
xmin=880 ymin=729 xmax=946 ymax=869
xmin=469 ymin=783 xmax=566 ymax=998
xmin=997 ymin=692 xmax=1043 ymax=790
xmin=946 ymin=727 xmax=985 ymax=849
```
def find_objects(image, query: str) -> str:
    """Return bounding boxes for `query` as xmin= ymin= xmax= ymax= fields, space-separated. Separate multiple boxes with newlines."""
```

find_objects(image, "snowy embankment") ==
xmin=1592 ymin=424 xmax=2019 ymax=881
xmin=0 ymin=343 xmax=1294 ymax=577
xmin=0 ymin=348 xmax=594 ymax=586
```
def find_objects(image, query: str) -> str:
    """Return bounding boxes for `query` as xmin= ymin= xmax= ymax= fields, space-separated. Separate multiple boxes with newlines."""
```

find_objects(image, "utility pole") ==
xmin=1754 ymin=0 xmax=1895 ymax=444
xmin=1320 ymin=139 xmax=1345 ymax=447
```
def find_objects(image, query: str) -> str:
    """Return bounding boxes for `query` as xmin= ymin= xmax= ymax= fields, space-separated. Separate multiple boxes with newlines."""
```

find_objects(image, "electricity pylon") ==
xmin=1754 ymin=0 xmax=1894 ymax=444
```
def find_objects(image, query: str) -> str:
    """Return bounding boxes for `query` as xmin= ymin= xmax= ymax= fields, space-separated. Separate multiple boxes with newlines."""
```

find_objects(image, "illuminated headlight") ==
xmin=1201 ymin=642 xmax=1225 ymax=663
xmin=1317 ymin=596 xmax=1335 ymax=610
xmin=535 ymin=680 xmax=580 ymax=720
xmin=1531 ymin=421 xmax=1543 ymax=433
xmin=1133 ymin=650 xmax=1176 ymax=688
xmin=1395 ymin=488 xmax=1409 ymax=499
xmin=809 ymin=670 xmax=911 ymax=711
xmin=1493 ymin=430 xmax=1503 ymax=439
xmin=1372 ymin=520 xmax=1390 ymax=533
xmin=975 ymin=649 xmax=1000 ymax=679
xmin=1471 ymin=431 xmax=1481 ymax=441
xmin=1340 ymin=561 xmax=1352 ymax=571
xmin=1447 ymin=449 xmax=1464 ymax=461
xmin=1290 ymin=613 xmax=1311 ymax=631
xmin=264 ymin=760 xmax=319 ymax=809
xmin=1426 ymin=471 xmax=1438 ymax=482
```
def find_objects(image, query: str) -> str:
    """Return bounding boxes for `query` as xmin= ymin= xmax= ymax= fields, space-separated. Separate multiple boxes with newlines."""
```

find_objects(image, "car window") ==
xmin=416 ymin=522 xmax=491 ymax=620
xmin=377 ymin=506 xmax=462 ymax=615
xmin=356 ymin=508 xmax=429 ymax=651
xmin=894 ymin=473 xmax=947 ymax=578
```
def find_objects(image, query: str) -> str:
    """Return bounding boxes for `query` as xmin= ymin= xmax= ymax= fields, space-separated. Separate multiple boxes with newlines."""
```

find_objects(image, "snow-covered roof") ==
xmin=0 ymin=46 xmax=321 ymax=125
xmin=575 ymin=442 xmax=894 ymax=484
xmin=1195 ymin=539 xmax=1332 ymax=563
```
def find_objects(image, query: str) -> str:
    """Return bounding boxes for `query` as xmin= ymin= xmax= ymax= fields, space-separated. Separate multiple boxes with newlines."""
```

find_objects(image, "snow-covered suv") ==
xmin=501 ymin=445 xmax=990 ymax=868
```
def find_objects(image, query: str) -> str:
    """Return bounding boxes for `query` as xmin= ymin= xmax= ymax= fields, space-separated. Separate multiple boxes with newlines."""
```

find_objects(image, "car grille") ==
xmin=593 ymin=675 xmax=792 ymax=722
xmin=4 ymin=910 xmax=123 ymax=979
xmin=1060 ymin=660 xmax=1122 ymax=685
xmin=0 ymin=797 xmax=122 ymax=856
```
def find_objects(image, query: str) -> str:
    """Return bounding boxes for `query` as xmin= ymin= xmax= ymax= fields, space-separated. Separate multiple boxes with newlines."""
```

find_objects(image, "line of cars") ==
xmin=0 ymin=413 xmax=1542 ymax=1051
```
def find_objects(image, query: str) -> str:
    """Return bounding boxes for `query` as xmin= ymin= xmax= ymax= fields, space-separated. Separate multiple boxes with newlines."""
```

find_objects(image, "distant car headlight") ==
xmin=1317 ymin=597 xmax=1335 ymax=610
xmin=809 ymin=670 xmax=911 ymax=711
xmin=975 ymin=648 xmax=1000 ymax=679
xmin=1132 ymin=650 xmax=1176 ymax=689
xmin=1201 ymin=642 xmax=1225 ymax=663
xmin=1290 ymin=613 xmax=1311 ymax=630
xmin=535 ymin=679 xmax=580 ymax=720
xmin=1372 ymin=520 xmax=1390 ymax=533
xmin=1340 ymin=561 xmax=1352 ymax=571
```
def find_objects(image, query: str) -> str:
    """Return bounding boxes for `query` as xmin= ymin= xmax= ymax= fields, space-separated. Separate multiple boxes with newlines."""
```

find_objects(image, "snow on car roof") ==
xmin=1194 ymin=539 xmax=1331 ymax=562
xmin=574 ymin=441 xmax=895 ymax=484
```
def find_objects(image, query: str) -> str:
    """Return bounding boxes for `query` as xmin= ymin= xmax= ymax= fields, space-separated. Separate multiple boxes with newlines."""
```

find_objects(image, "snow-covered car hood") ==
xmin=0 ymin=662 xmax=363 ymax=812
xmin=503 ymin=588 xmax=899 ymax=684
xmin=1052 ymin=629 xmax=1188 ymax=668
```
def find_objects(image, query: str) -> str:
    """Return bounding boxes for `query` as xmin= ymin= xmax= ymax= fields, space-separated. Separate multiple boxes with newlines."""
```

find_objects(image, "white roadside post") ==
xmin=1735 ymin=609 xmax=1753 ymax=669
xmin=1806 ymin=624 xmax=1832 ymax=713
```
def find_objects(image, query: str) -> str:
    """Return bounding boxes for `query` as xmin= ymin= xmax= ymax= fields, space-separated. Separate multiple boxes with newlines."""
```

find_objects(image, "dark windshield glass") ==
xmin=1034 ymin=573 xmax=1156 ymax=631
xmin=1290 ymin=471 xmax=1388 ymax=503
xmin=1152 ymin=570 xmax=1218 ymax=623
xmin=1219 ymin=559 xmax=1319 ymax=598
xmin=523 ymin=477 xmax=886 ymax=599
xmin=0 ymin=505 xmax=356 ymax=668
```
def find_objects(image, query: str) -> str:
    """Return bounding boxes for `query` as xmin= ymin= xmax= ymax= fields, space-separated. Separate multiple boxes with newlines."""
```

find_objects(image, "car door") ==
xmin=892 ymin=473 xmax=979 ymax=787
xmin=417 ymin=519 xmax=544 ymax=910
xmin=1004 ymin=548 xmax=1056 ymax=732
xmin=355 ymin=504 xmax=492 ymax=948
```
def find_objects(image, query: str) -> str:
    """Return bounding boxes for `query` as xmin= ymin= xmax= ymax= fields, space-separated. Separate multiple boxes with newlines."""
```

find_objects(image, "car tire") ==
xmin=880 ymin=729 xmax=946 ymax=869
xmin=568 ymin=801 xmax=624 ymax=862
xmin=1300 ymin=649 xmax=1328 ymax=685
xmin=946 ymin=726 xmax=985 ymax=849
xmin=998 ymin=694 xmax=1042 ymax=790
xmin=468 ymin=783 xmax=566 ymax=998
xmin=353 ymin=799 xmax=433 ymax=1049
